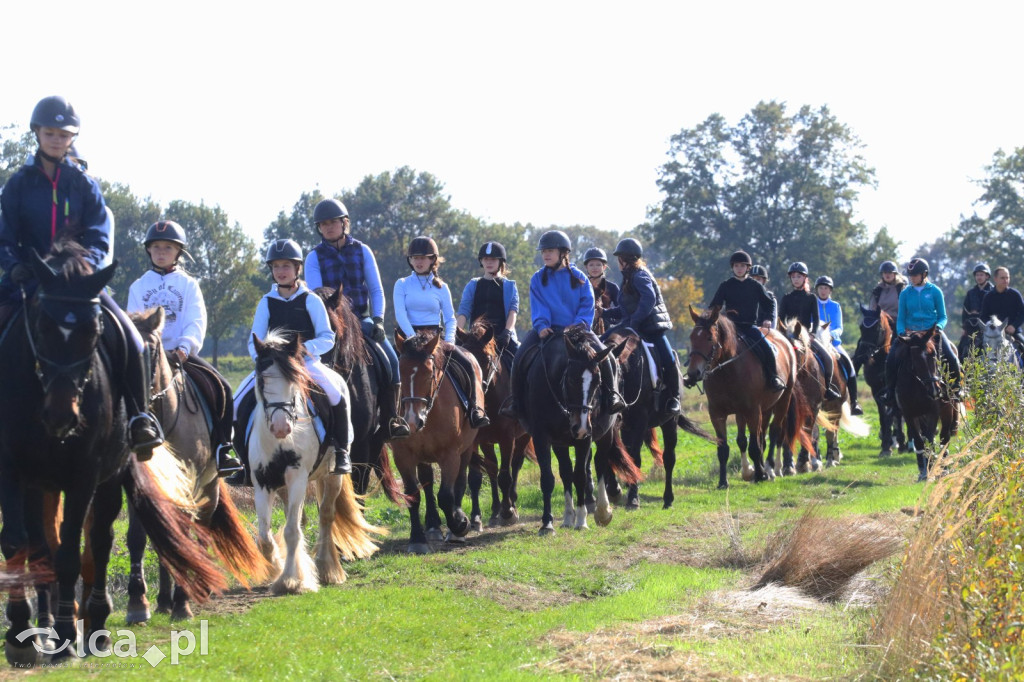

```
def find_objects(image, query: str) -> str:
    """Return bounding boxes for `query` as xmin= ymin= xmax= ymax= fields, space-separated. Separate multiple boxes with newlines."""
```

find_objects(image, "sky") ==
xmin=2 ymin=1 xmax=1021 ymax=262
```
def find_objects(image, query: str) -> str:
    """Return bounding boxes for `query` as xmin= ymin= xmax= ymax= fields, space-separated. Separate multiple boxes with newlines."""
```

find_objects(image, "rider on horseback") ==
xmin=868 ymin=261 xmax=905 ymax=320
xmin=456 ymin=241 xmax=520 ymax=369
xmin=883 ymin=257 xmax=963 ymax=403
xmin=960 ymin=262 xmax=994 ymax=358
xmin=0 ymin=96 xmax=164 ymax=459
xmin=395 ymin=236 xmax=490 ymax=429
xmin=779 ymin=262 xmax=842 ymax=400
xmin=980 ymin=267 xmax=1024 ymax=351
xmin=127 ymin=220 xmax=244 ymax=476
xmin=582 ymin=247 xmax=620 ymax=333
xmin=815 ymin=275 xmax=863 ymax=415
xmin=304 ymin=198 xmax=411 ymax=440
xmin=708 ymin=250 xmax=786 ymax=392
xmin=237 ymin=239 xmax=352 ymax=475
xmin=502 ymin=230 xmax=625 ymax=418
xmin=750 ymin=265 xmax=777 ymax=328
xmin=600 ymin=238 xmax=681 ymax=415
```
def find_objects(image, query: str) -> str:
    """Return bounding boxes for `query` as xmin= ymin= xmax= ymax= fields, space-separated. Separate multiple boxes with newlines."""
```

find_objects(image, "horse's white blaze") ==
xmin=57 ymin=326 xmax=73 ymax=342
xmin=562 ymin=490 xmax=574 ymax=528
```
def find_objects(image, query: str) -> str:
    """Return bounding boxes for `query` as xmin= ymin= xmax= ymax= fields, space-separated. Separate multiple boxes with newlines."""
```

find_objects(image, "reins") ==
xmin=21 ymin=286 xmax=101 ymax=397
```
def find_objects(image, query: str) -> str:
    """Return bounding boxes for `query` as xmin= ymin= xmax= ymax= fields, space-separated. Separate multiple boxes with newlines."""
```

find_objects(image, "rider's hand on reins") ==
xmin=539 ymin=327 xmax=553 ymax=339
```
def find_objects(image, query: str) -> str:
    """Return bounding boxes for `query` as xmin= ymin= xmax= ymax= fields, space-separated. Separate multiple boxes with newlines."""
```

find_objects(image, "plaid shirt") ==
xmin=313 ymin=237 xmax=369 ymax=317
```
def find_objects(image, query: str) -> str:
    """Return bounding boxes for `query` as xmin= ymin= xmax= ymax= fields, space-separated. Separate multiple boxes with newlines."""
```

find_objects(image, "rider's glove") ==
xmin=371 ymin=317 xmax=387 ymax=343
xmin=10 ymin=263 xmax=31 ymax=285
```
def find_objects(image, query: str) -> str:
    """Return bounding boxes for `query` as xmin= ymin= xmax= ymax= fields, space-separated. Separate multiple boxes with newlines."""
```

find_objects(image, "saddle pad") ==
xmin=642 ymin=341 xmax=659 ymax=385
xmin=183 ymin=373 xmax=215 ymax=436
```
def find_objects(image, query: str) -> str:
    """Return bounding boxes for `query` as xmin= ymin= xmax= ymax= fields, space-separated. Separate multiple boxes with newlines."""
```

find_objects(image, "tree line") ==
xmin=3 ymin=100 xmax=1018 ymax=365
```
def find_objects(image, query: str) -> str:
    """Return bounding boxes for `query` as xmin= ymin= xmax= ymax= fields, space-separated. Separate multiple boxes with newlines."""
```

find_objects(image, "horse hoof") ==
xmin=155 ymin=599 xmax=173 ymax=616
xmin=585 ymin=500 xmax=597 ymax=514
xmin=487 ymin=516 xmax=501 ymax=529
xmin=827 ymin=460 xmax=839 ymax=468
xmin=470 ymin=517 xmax=484 ymax=533
xmin=425 ymin=528 xmax=444 ymax=542
xmin=879 ymin=449 xmax=893 ymax=458
xmin=741 ymin=468 xmax=754 ymax=482
xmin=500 ymin=509 xmax=519 ymax=526
xmin=125 ymin=606 xmax=151 ymax=625
xmin=917 ymin=473 xmax=928 ymax=483
xmin=85 ymin=633 xmax=112 ymax=656
xmin=538 ymin=523 xmax=556 ymax=537
xmin=595 ymin=506 xmax=613 ymax=527
xmin=625 ymin=498 xmax=640 ymax=511
xmin=607 ymin=489 xmax=623 ymax=505
xmin=407 ymin=543 xmax=431 ymax=554
xmin=717 ymin=482 xmax=729 ymax=490
xmin=4 ymin=640 xmax=41 ymax=667
xmin=170 ymin=605 xmax=193 ymax=622
xmin=782 ymin=466 xmax=796 ymax=476
xmin=444 ymin=532 xmax=467 ymax=544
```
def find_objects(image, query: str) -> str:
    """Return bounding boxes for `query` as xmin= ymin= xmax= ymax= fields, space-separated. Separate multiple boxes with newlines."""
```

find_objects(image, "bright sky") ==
xmin=2 ymin=2 xmax=1020 ymax=262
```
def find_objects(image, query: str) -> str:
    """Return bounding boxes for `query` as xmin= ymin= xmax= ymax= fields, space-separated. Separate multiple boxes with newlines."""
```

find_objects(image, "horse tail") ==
xmin=645 ymin=428 xmax=664 ymax=466
xmin=124 ymin=450 xmax=227 ymax=602
xmin=838 ymin=402 xmax=871 ymax=438
xmin=786 ymin=386 xmax=817 ymax=456
xmin=375 ymin=445 xmax=409 ymax=505
xmin=816 ymin=409 xmax=838 ymax=432
xmin=677 ymin=412 xmax=713 ymax=442
xmin=330 ymin=475 xmax=387 ymax=561
xmin=523 ymin=438 xmax=537 ymax=463
xmin=608 ymin=431 xmax=644 ymax=484
xmin=205 ymin=481 xmax=271 ymax=588
xmin=138 ymin=443 xmax=200 ymax=513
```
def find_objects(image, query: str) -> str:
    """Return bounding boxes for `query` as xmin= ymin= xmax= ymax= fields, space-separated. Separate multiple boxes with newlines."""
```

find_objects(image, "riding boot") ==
xmin=661 ymin=360 xmax=681 ymax=415
xmin=753 ymin=331 xmax=785 ymax=392
xmin=330 ymin=402 xmax=351 ymax=475
xmin=838 ymin=352 xmax=863 ymax=415
xmin=811 ymin=339 xmax=842 ymax=400
xmin=452 ymin=349 xmax=490 ymax=429
xmin=383 ymin=382 xmax=411 ymax=440
xmin=125 ymin=345 xmax=163 ymax=461
xmin=600 ymin=356 xmax=626 ymax=414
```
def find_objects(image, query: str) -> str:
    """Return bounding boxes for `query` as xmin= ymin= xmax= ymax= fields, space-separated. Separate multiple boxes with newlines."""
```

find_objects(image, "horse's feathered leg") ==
xmin=273 ymin=469 xmax=316 ymax=595
xmin=254 ymin=484 xmax=282 ymax=574
xmin=314 ymin=476 xmax=345 ymax=586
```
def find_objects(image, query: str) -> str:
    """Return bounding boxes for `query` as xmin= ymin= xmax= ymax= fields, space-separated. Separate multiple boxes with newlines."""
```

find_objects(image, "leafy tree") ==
xmin=643 ymin=101 xmax=891 ymax=324
xmin=0 ymin=125 xmax=34 ymax=187
xmin=262 ymin=189 xmax=326 ymax=256
xmin=102 ymin=182 xmax=164 ymax=299
xmin=657 ymin=275 xmax=704 ymax=349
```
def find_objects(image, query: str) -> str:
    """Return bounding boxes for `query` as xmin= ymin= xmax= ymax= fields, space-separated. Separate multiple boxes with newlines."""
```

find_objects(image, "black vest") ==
xmin=619 ymin=270 xmax=672 ymax=335
xmin=266 ymin=293 xmax=315 ymax=343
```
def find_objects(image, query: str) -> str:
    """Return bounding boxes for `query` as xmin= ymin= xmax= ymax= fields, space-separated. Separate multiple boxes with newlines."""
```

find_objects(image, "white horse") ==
xmin=250 ymin=331 xmax=384 ymax=594
xmin=981 ymin=316 xmax=1021 ymax=368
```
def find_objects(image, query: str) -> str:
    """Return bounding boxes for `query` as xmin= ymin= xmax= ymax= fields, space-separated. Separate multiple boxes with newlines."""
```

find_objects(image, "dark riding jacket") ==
xmin=981 ymin=287 xmax=1024 ymax=330
xmin=604 ymin=268 xmax=671 ymax=336
xmin=709 ymin=277 xmax=774 ymax=328
xmin=778 ymin=288 xmax=820 ymax=332
xmin=963 ymin=282 xmax=994 ymax=331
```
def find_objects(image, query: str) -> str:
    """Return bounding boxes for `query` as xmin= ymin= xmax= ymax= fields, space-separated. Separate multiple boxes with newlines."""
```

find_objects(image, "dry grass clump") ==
xmin=752 ymin=504 xmax=904 ymax=602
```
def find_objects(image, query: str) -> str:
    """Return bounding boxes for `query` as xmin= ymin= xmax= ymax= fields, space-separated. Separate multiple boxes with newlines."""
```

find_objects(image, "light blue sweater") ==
xmin=897 ymin=282 xmax=947 ymax=334
xmin=394 ymin=273 xmax=457 ymax=342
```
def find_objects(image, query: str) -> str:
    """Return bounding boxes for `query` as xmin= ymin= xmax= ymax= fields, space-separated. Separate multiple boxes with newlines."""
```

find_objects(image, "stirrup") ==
xmin=216 ymin=444 xmax=243 ymax=476
xmin=128 ymin=413 xmax=164 ymax=458
xmin=226 ymin=469 xmax=252 ymax=488
xmin=469 ymin=409 xmax=491 ymax=429
xmin=388 ymin=418 xmax=411 ymax=440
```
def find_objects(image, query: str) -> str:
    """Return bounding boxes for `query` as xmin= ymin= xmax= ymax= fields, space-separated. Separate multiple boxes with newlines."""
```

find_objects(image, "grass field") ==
xmin=32 ymin=388 xmax=938 ymax=680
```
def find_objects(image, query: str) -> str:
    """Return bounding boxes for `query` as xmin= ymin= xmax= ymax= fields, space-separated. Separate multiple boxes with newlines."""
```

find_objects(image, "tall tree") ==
xmin=102 ymin=182 xmax=164 ymax=299
xmin=0 ymin=125 xmax=34 ymax=187
xmin=163 ymin=200 xmax=262 ymax=366
xmin=262 ymin=190 xmax=326 ymax=256
xmin=643 ymin=101 xmax=888 ymax=321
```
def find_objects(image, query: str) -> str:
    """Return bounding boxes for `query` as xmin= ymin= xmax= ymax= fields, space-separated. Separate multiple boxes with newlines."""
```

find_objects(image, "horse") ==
xmin=893 ymin=327 xmax=960 ymax=481
xmin=980 ymin=316 xmax=1023 ymax=370
xmin=456 ymin=320 xmax=533 ymax=529
xmin=810 ymin=324 xmax=870 ymax=467
xmin=855 ymin=305 xmax=909 ymax=457
xmin=121 ymin=307 xmax=268 ymax=622
xmin=0 ymin=243 xmax=227 ymax=664
xmin=391 ymin=330 xmax=481 ymax=553
xmin=316 ymin=287 xmax=403 ymax=503
xmin=249 ymin=331 xmax=383 ymax=593
xmin=599 ymin=327 xmax=711 ymax=509
xmin=517 ymin=325 xmax=641 ymax=534
xmin=779 ymin=319 xmax=828 ymax=473
xmin=686 ymin=305 xmax=811 ymax=489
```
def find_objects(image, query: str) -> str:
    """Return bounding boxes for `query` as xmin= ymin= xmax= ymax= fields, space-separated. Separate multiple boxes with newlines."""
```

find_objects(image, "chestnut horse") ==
xmin=686 ymin=305 xmax=810 ymax=488
xmin=392 ymin=330 xmax=482 ymax=553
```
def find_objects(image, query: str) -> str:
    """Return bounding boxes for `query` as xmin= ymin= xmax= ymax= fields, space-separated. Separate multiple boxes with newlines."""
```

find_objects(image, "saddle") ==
xmin=181 ymin=357 xmax=230 ymax=425
xmin=233 ymin=386 xmax=335 ymax=472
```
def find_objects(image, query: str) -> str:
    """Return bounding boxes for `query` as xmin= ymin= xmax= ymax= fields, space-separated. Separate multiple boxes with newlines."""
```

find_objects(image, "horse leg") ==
xmin=584 ymin=450 xmax=598 ymax=515
xmin=748 ymin=413 xmax=768 ymax=483
xmin=156 ymin=565 xmax=173 ymax=615
xmin=315 ymin=474 xmax=346 ymax=586
xmin=737 ymin=417 xmax=753 ymax=482
xmin=622 ymin=423 xmax=642 ymax=510
xmin=572 ymin=442 xmax=592 ymax=530
xmin=712 ymin=416 xmax=730 ymax=489
xmin=875 ymin=391 xmax=893 ymax=457
xmin=662 ymin=423 xmax=677 ymax=509
xmin=273 ymin=470 xmax=315 ymax=595
xmin=419 ymin=463 xmax=443 ymax=542
xmin=483 ymin=443 xmax=501 ymax=524
xmin=125 ymin=503 xmax=151 ymax=625
xmin=253 ymin=483 xmax=283 ymax=576
xmin=48 ymin=484 xmax=100 ymax=660
xmin=554 ymin=445 xmax=575 ymax=528
xmin=467 ymin=454 xmax=484 ymax=532
xmin=494 ymin=440 xmax=516 ymax=526
xmin=438 ymin=453 xmax=471 ymax=541
xmin=396 ymin=454 xmax=429 ymax=554
xmin=535 ymin=436 xmax=556 ymax=536
xmin=0 ymin=478 xmax=41 ymax=666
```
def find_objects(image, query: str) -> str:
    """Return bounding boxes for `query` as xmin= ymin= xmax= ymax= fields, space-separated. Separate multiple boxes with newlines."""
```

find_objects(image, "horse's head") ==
xmin=394 ymin=329 xmax=442 ymax=433
xmin=455 ymin=319 xmax=497 ymax=388
xmin=253 ymin=331 xmax=310 ymax=439
xmin=27 ymin=245 xmax=116 ymax=438
xmin=129 ymin=306 xmax=174 ymax=409
xmin=779 ymin=317 xmax=809 ymax=349
xmin=562 ymin=325 xmax=613 ymax=440
xmin=982 ymin=315 xmax=1013 ymax=363
xmin=903 ymin=327 xmax=941 ymax=399
xmin=686 ymin=305 xmax=729 ymax=385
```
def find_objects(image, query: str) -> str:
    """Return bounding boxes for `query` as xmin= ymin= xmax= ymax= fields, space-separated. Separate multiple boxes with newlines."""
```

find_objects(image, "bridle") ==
xmin=401 ymin=348 xmax=452 ymax=422
xmin=540 ymin=336 xmax=601 ymax=419
xmin=23 ymin=288 xmax=102 ymax=399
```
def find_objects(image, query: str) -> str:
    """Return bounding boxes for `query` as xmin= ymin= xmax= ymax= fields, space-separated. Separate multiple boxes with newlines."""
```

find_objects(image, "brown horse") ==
xmin=686 ymin=305 xmax=811 ymax=488
xmin=456 ymin=320 xmax=533 ymax=528
xmin=392 ymin=330 xmax=482 ymax=553
xmin=813 ymin=323 xmax=870 ymax=467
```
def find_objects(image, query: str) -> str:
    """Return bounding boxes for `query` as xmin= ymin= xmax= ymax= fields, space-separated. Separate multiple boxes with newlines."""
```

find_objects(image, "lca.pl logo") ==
xmin=17 ymin=619 xmax=209 ymax=667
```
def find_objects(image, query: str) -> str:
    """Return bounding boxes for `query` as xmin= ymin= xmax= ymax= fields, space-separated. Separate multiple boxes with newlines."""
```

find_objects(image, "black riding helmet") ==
xmin=536 ymin=230 xmax=572 ymax=251
xmin=729 ymin=250 xmax=752 ymax=266
xmin=582 ymin=247 xmax=608 ymax=264
xmin=906 ymin=258 xmax=929 ymax=277
xmin=879 ymin=261 xmax=898 ymax=275
xmin=407 ymin=236 xmax=444 ymax=269
xmin=815 ymin=275 xmax=834 ymax=289
xmin=974 ymin=262 xmax=991 ymax=276
xmin=612 ymin=238 xmax=643 ymax=259
xmin=265 ymin=239 xmax=304 ymax=264
xmin=145 ymin=220 xmax=192 ymax=262
xmin=751 ymin=265 xmax=769 ymax=279
xmin=31 ymin=96 xmax=80 ymax=133
xmin=313 ymin=199 xmax=348 ymax=227
xmin=478 ymin=241 xmax=507 ymax=262
xmin=788 ymin=261 xmax=809 ymax=275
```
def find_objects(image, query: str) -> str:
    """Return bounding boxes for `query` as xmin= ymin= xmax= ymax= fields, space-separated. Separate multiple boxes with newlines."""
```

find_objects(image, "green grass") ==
xmin=38 ymin=392 xmax=941 ymax=679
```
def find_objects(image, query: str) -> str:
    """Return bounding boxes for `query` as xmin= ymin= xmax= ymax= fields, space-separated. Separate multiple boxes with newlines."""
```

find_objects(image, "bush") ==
xmin=875 ymin=354 xmax=1024 ymax=679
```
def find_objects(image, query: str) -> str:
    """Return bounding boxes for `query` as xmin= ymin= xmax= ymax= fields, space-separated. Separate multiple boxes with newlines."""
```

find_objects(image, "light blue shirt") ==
xmin=897 ymin=281 xmax=947 ymax=335
xmin=394 ymin=273 xmax=457 ymax=342
xmin=248 ymin=281 xmax=335 ymax=361
xmin=816 ymin=297 xmax=843 ymax=346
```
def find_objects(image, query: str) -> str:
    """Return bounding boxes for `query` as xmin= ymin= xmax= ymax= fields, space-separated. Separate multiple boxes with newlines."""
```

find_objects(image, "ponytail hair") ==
xmin=540 ymin=249 xmax=579 ymax=288
xmin=430 ymin=259 xmax=444 ymax=288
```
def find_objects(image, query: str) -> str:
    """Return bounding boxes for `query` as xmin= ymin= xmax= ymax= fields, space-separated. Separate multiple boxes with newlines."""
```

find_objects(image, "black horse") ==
xmin=600 ymin=328 xmax=711 ymax=509
xmin=518 ymin=326 xmax=640 ymax=534
xmin=854 ymin=305 xmax=909 ymax=457
xmin=0 ymin=244 xmax=226 ymax=665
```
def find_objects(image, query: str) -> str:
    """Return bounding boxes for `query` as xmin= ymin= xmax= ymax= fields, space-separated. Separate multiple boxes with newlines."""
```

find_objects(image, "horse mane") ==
xmin=401 ymin=330 xmax=451 ymax=363
xmin=258 ymin=329 xmax=313 ymax=397
xmin=700 ymin=310 xmax=737 ymax=357
xmin=46 ymin=240 xmax=94 ymax=280
xmin=906 ymin=329 xmax=937 ymax=354
xmin=564 ymin=325 xmax=596 ymax=360
xmin=779 ymin=318 xmax=810 ymax=350
xmin=879 ymin=311 xmax=894 ymax=353
xmin=315 ymin=287 xmax=371 ymax=371
xmin=466 ymin=318 xmax=498 ymax=361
